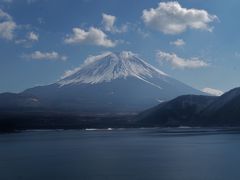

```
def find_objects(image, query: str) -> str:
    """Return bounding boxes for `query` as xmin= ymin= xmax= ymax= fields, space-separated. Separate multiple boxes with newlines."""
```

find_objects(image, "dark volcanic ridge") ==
xmin=138 ymin=87 xmax=240 ymax=127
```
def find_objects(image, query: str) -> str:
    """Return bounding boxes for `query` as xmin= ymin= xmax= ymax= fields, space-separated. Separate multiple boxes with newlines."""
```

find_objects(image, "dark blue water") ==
xmin=1 ymin=128 xmax=240 ymax=180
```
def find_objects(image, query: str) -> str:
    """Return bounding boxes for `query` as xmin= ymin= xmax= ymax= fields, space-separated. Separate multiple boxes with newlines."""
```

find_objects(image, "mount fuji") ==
xmin=1 ymin=51 xmax=204 ymax=113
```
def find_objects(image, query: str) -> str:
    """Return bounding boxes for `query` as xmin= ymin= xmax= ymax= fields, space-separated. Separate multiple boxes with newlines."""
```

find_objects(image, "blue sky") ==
xmin=0 ymin=0 xmax=240 ymax=94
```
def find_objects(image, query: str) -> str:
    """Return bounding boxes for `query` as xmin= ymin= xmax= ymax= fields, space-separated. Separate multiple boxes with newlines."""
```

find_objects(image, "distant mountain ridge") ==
xmin=0 ymin=51 xmax=204 ymax=113
xmin=1 ymin=87 xmax=240 ymax=131
xmin=138 ymin=87 xmax=240 ymax=127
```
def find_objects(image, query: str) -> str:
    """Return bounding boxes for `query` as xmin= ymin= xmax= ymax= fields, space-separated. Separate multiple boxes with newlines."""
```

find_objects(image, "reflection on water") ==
xmin=0 ymin=128 xmax=240 ymax=180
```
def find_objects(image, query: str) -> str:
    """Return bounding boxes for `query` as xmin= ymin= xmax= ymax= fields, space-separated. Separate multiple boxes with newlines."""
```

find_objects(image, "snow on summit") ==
xmin=58 ymin=51 xmax=168 ymax=86
xmin=22 ymin=51 xmax=203 ymax=112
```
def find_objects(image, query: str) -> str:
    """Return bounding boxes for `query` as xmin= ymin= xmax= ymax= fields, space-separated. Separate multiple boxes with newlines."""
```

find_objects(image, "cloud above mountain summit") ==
xmin=142 ymin=1 xmax=218 ymax=34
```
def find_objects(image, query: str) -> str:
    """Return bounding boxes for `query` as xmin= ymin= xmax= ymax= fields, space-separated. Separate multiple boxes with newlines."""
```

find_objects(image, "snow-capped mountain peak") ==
xmin=58 ymin=51 xmax=168 ymax=86
xmin=21 ymin=51 xmax=203 ymax=113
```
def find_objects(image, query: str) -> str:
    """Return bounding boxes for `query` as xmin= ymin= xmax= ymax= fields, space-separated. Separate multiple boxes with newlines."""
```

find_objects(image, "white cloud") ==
xmin=0 ymin=9 xmax=12 ymax=20
xmin=202 ymin=87 xmax=223 ymax=96
xmin=83 ymin=51 xmax=111 ymax=65
xmin=170 ymin=39 xmax=185 ymax=47
xmin=156 ymin=51 xmax=209 ymax=69
xmin=24 ymin=51 xmax=67 ymax=61
xmin=64 ymin=27 xmax=116 ymax=47
xmin=102 ymin=13 xmax=115 ymax=32
xmin=142 ymin=1 xmax=218 ymax=34
xmin=0 ymin=9 xmax=17 ymax=40
xmin=102 ymin=13 xmax=127 ymax=33
xmin=28 ymin=31 xmax=39 ymax=41
xmin=15 ymin=31 xmax=39 ymax=46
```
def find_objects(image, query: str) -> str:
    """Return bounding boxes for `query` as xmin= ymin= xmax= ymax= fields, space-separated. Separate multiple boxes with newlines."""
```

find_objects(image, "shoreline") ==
xmin=2 ymin=127 xmax=240 ymax=135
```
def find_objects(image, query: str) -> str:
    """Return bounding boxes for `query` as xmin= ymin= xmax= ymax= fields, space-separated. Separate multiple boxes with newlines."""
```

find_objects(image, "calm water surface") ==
xmin=0 ymin=128 xmax=240 ymax=180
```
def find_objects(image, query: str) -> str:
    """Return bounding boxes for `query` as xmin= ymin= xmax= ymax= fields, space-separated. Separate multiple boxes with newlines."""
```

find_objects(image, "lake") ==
xmin=1 ymin=128 xmax=240 ymax=180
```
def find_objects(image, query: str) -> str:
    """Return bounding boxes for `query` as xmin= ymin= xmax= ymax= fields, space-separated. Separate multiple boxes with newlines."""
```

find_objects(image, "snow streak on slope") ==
xmin=58 ymin=51 xmax=168 ymax=86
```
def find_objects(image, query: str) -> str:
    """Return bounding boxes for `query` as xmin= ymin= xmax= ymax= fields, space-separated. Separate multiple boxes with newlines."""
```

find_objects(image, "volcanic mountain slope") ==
xmin=0 ymin=93 xmax=40 ymax=109
xmin=1 ymin=51 xmax=204 ymax=113
xmin=22 ymin=51 xmax=204 ymax=113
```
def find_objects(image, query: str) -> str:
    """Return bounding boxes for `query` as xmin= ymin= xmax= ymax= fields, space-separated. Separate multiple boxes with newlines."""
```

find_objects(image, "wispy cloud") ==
xmin=136 ymin=28 xmax=149 ymax=38
xmin=15 ymin=31 xmax=39 ymax=47
xmin=156 ymin=51 xmax=209 ymax=69
xmin=64 ymin=27 xmax=116 ymax=47
xmin=102 ymin=13 xmax=128 ymax=33
xmin=170 ymin=39 xmax=185 ymax=47
xmin=142 ymin=1 xmax=218 ymax=34
xmin=0 ymin=9 xmax=17 ymax=40
xmin=23 ymin=51 xmax=67 ymax=61
xmin=28 ymin=31 xmax=39 ymax=41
